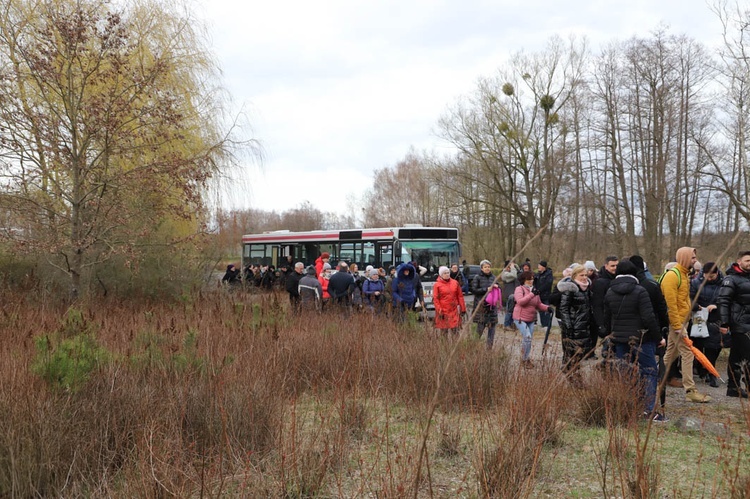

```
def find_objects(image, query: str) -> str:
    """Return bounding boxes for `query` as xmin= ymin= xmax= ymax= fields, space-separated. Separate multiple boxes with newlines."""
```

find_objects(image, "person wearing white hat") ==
xmin=433 ymin=266 xmax=466 ymax=336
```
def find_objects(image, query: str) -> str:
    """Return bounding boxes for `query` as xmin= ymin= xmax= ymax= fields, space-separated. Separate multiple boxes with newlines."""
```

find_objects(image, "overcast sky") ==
xmin=199 ymin=0 xmax=724 ymax=216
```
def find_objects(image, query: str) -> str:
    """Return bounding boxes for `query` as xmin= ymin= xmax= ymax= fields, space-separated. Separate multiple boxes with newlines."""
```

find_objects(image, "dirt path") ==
xmin=490 ymin=324 xmax=748 ymax=426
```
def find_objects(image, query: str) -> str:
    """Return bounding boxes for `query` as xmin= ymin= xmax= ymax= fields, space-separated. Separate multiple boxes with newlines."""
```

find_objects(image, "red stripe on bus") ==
xmin=242 ymin=230 xmax=395 ymax=243
xmin=242 ymin=233 xmax=339 ymax=242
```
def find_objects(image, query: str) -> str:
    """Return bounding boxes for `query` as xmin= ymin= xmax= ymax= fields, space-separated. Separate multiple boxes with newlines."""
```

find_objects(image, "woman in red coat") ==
xmin=433 ymin=266 xmax=467 ymax=336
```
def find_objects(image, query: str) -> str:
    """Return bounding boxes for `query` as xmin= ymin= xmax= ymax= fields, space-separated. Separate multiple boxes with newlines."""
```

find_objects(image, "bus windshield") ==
xmin=400 ymin=241 xmax=460 ymax=279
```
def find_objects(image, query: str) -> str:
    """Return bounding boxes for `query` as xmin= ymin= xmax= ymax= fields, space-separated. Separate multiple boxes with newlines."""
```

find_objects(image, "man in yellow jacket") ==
xmin=661 ymin=247 xmax=711 ymax=403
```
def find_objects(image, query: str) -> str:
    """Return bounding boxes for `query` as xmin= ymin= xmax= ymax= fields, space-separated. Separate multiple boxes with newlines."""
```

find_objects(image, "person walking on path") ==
xmin=661 ymin=247 xmax=711 ymax=403
xmin=717 ymin=251 xmax=750 ymax=398
xmin=433 ymin=266 xmax=466 ymax=336
xmin=557 ymin=265 xmax=594 ymax=383
xmin=603 ymin=261 xmax=666 ymax=420
xmin=471 ymin=260 xmax=500 ymax=350
xmin=513 ymin=270 xmax=551 ymax=368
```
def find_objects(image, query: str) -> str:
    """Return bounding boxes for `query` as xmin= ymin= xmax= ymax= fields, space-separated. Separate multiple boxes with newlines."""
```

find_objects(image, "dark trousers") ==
xmin=727 ymin=332 xmax=750 ymax=391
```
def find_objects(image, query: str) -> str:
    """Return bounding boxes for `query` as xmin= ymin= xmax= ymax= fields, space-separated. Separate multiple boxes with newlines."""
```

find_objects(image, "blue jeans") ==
xmin=613 ymin=340 xmax=658 ymax=414
xmin=503 ymin=310 xmax=513 ymax=328
xmin=515 ymin=320 xmax=535 ymax=360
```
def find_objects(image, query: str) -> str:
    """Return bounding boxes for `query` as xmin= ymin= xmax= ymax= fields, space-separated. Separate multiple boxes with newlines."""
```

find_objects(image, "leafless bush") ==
xmin=436 ymin=419 xmax=462 ymax=458
xmin=573 ymin=367 xmax=641 ymax=427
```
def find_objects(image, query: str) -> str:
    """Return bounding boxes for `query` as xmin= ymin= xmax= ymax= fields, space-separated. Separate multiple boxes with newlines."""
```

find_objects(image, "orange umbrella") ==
xmin=682 ymin=336 xmax=723 ymax=382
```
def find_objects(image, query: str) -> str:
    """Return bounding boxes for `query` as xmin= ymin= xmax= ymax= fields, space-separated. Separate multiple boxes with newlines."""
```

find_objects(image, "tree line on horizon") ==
xmin=2 ymin=0 xmax=749 ymax=299
xmin=222 ymin=3 xmax=750 ymax=271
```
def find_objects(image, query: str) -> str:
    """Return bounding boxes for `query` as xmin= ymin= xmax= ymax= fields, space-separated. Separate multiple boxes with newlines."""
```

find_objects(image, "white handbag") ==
xmin=689 ymin=308 xmax=710 ymax=338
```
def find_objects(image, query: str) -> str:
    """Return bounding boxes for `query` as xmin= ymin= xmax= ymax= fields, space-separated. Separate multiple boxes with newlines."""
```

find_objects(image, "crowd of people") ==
xmin=223 ymin=247 xmax=750 ymax=421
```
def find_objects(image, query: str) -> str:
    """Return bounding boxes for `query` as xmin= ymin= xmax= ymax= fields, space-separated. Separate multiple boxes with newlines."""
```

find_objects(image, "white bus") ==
xmin=241 ymin=226 xmax=464 ymax=311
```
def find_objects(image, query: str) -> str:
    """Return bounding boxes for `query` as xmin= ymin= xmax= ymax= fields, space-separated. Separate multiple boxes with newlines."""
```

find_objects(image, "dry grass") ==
xmin=0 ymin=289 xmax=748 ymax=497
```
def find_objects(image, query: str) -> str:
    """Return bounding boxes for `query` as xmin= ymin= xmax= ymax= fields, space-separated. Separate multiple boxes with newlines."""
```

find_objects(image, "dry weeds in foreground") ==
xmin=0 ymin=290 xmax=747 ymax=497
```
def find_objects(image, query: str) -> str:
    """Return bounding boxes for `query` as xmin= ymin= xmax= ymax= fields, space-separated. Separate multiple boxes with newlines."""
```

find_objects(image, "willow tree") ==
xmin=0 ymin=0 xmax=237 ymax=298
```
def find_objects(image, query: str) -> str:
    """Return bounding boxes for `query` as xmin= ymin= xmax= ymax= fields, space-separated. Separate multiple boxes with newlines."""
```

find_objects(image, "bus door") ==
xmin=377 ymin=242 xmax=394 ymax=269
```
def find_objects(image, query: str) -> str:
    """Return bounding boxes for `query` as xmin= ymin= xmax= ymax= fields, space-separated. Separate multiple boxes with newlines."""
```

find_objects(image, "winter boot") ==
xmin=686 ymin=389 xmax=711 ymax=403
xmin=726 ymin=387 xmax=749 ymax=398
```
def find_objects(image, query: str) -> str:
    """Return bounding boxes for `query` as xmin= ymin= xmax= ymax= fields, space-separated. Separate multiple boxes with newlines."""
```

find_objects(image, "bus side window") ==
xmin=363 ymin=241 xmax=375 ymax=267
xmin=339 ymin=243 xmax=355 ymax=264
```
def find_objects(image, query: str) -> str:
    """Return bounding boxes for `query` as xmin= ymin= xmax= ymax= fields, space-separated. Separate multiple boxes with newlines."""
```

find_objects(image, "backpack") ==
xmin=658 ymin=267 xmax=682 ymax=288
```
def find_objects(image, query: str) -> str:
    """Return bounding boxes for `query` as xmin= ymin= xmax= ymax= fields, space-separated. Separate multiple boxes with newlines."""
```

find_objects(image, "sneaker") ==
xmin=726 ymin=388 xmax=749 ymax=398
xmin=686 ymin=389 xmax=712 ymax=403
xmin=652 ymin=413 xmax=669 ymax=423
xmin=667 ymin=378 xmax=683 ymax=388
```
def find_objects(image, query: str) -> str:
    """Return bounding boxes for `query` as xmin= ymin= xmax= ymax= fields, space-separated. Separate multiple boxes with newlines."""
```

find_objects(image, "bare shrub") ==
xmin=337 ymin=397 xmax=369 ymax=440
xmin=436 ymin=419 xmax=462 ymax=458
xmin=573 ymin=367 xmax=641 ymax=427
xmin=473 ymin=364 xmax=570 ymax=497
xmin=475 ymin=434 xmax=540 ymax=499
xmin=275 ymin=406 xmax=337 ymax=498
xmin=594 ymin=423 xmax=661 ymax=499
xmin=732 ymin=475 xmax=750 ymax=499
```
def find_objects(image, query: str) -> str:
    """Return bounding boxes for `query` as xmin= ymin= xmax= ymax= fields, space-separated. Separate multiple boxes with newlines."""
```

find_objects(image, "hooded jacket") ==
xmin=558 ymin=278 xmax=593 ymax=341
xmin=603 ymin=275 xmax=660 ymax=344
xmin=717 ymin=263 xmax=750 ymax=337
xmin=392 ymin=263 xmax=417 ymax=305
xmin=661 ymin=263 xmax=691 ymax=331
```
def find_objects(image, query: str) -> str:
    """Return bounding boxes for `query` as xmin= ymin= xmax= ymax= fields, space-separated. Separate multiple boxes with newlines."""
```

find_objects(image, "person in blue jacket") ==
xmin=392 ymin=263 xmax=417 ymax=321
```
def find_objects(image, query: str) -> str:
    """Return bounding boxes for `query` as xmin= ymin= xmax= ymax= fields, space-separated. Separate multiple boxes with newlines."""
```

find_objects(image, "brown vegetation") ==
xmin=0 ymin=289 xmax=748 ymax=497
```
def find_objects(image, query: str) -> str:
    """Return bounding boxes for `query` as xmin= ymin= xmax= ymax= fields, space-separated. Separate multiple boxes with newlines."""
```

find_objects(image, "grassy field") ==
xmin=0 ymin=289 xmax=748 ymax=497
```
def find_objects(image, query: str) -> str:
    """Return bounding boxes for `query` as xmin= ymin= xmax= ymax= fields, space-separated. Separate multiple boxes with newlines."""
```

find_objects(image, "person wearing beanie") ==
xmin=362 ymin=268 xmax=385 ymax=313
xmin=583 ymin=260 xmax=599 ymax=282
xmin=500 ymin=260 xmax=520 ymax=331
xmin=318 ymin=262 xmax=332 ymax=306
xmin=535 ymin=260 xmax=554 ymax=328
xmin=604 ymin=260 xmax=665 ymax=419
xmin=661 ymin=247 xmax=711 ymax=403
xmin=314 ymin=252 xmax=330 ymax=277
xmin=298 ymin=265 xmax=323 ymax=312
xmin=689 ymin=261 xmax=725 ymax=388
xmin=433 ymin=266 xmax=466 ymax=336
xmin=627 ymin=254 xmax=671 ymax=408
xmin=222 ymin=263 xmax=241 ymax=284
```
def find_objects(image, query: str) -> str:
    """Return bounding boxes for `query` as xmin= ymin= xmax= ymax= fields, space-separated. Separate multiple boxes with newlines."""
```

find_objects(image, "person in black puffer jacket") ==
xmin=603 ymin=261 xmax=664 ymax=417
xmin=558 ymin=265 xmax=594 ymax=380
xmin=717 ymin=251 xmax=750 ymax=398
xmin=629 ymin=254 xmax=671 ymax=408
